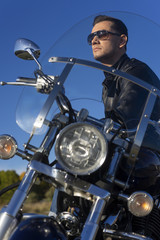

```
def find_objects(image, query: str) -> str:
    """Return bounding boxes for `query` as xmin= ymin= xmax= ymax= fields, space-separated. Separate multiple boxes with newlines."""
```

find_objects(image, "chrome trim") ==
xmin=57 ymin=212 xmax=80 ymax=236
xmin=103 ymin=229 xmax=153 ymax=240
xmin=81 ymin=197 xmax=107 ymax=240
xmin=129 ymin=90 xmax=157 ymax=163
xmin=103 ymin=209 xmax=122 ymax=227
xmin=14 ymin=38 xmax=40 ymax=60
xmin=0 ymin=81 xmax=37 ymax=87
xmin=0 ymin=210 xmax=18 ymax=240
xmin=49 ymin=57 xmax=160 ymax=96
xmin=30 ymin=160 xmax=111 ymax=240
xmin=54 ymin=122 xmax=108 ymax=175
xmin=0 ymin=158 xmax=111 ymax=240
xmin=4 ymin=169 xmax=37 ymax=217
xmin=0 ymin=167 xmax=37 ymax=240
xmin=49 ymin=188 xmax=59 ymax=217
xmin=106 ymin=147 xmax=124 ymax=183
xmin=30 ymin=160 xmax=110 ymax=200
xmin=32 ymin=60 xmax=75 ymax=133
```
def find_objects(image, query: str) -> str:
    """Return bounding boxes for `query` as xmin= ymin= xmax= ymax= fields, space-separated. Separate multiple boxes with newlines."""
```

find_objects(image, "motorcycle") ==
xmin=0 ymin=11 xmax=160 ymax=240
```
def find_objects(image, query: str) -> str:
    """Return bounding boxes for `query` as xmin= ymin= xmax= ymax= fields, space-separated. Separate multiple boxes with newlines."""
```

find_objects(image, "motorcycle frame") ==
xmin=0 ymin=57 xmax=159 ymax=240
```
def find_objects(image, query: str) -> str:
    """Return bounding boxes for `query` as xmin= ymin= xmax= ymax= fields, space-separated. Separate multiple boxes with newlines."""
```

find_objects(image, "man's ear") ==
xmin=119 ymin=34 xmax=128 ymax=48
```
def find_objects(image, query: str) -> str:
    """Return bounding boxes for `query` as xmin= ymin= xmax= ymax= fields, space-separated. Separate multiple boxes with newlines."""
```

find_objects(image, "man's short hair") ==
xmin=93 ymin=15 xmax=128 ymax=40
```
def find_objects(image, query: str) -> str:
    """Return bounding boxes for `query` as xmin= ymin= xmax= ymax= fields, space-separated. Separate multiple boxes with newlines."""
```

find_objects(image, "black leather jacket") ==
xmin=102 ymin=54 xmax=160 ymax=128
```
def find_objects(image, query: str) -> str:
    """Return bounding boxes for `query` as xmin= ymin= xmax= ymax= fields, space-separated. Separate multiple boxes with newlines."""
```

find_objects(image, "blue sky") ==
xmin=0 ymin=0 xmax=160 ymax=174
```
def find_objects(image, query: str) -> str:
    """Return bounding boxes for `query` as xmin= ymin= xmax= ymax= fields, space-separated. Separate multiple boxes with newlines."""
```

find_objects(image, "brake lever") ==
xmin=0 ymin=80 xmax=37 ymax=87
xmin=0 ymin=75 xmax=58 ymax=94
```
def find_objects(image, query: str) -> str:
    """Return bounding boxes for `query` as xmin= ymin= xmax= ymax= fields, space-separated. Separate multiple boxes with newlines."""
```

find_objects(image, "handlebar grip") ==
xmin=16 ymin=77 xmax=37 ymax=84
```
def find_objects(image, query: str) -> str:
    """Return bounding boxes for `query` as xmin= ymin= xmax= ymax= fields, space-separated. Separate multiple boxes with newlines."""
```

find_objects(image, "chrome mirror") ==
xmin=14 ymin=38 xmax=40 ymax=60
xmin=14 ymin=38 xmax=42 ymax=70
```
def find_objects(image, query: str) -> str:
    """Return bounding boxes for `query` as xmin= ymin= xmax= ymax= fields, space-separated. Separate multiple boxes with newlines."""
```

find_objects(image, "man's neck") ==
xmin=102 ymin=51 xmax=126 ymax=67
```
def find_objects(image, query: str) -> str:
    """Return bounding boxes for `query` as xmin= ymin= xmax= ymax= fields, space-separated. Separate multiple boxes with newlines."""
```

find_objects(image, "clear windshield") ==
xmin=16 ymin=11 xmax=160 ymax=135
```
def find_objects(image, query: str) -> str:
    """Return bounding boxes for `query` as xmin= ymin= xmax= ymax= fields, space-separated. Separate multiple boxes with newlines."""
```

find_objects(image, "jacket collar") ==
xmin=112 ymin=53 xmax=129 ymax=69
xmin=103 ymin=54 xmax=130 ymax=88
xmin=104 ymin=54 xmax=129 ymax=77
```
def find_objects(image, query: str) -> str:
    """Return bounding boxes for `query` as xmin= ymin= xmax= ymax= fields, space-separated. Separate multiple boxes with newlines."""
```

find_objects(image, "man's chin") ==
xmin=94 ymin=55 xmax=106 ymax=64
xmin=94 ymin=55 xmax=103 ymax=62
xmin=93 ymin=55 xmax=112 ymax=66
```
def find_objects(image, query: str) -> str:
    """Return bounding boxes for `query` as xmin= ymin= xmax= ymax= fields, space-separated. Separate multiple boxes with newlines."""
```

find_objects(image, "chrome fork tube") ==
xmin=0 ymin=167 xmax=37 ymax=240
xmin=0 ymin=120 xmax=61 ymax=240
xmin=81 ymin=197 xmax=106 ymax=240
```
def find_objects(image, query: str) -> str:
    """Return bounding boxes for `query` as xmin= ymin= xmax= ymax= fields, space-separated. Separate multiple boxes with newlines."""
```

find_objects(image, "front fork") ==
xmin=0 ymin=121 xmax=61 ymax=240
xmin=0 ymin=161 xmax=111 ymax=240
xmin=0 ymin=168 xmax=37 ymax=240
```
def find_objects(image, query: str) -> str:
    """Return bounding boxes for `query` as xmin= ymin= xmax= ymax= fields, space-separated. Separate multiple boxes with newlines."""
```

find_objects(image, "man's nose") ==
xmin=92 ymin=35 xmax=100 ymax=45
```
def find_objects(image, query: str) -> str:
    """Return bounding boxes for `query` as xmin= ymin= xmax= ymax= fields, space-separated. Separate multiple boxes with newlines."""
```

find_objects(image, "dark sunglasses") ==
xmin=87 ymin=30 xmax=121 ymax=45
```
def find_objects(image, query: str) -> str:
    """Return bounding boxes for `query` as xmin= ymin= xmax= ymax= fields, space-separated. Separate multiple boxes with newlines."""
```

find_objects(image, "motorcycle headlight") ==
xmin=55 ymin=123 xmax=108 ymax=175
xmin=128 ymin=191 xmax=153 ymax=217
xmin=0 ymin=135 xmax=17 ymax=159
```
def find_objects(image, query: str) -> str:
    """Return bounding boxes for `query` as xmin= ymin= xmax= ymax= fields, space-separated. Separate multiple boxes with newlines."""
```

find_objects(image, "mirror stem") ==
xmin=26 ymin=48 xmax=42 ymax=70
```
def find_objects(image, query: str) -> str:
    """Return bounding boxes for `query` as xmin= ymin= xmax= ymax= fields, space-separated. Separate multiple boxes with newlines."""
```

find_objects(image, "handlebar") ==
xmin=16 ymin=77 xmax=37 ymax=84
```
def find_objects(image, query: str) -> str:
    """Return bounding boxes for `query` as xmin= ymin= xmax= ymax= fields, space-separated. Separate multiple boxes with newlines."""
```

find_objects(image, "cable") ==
xmin=0 ymin=181 xmax=20 ymax=197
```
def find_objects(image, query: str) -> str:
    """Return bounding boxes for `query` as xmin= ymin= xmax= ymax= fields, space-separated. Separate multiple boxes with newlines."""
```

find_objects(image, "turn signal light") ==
xmin=128 ymin=191 xmax=153 ymax=217
xmin=0 ymin=135 xmax=17 ymax=159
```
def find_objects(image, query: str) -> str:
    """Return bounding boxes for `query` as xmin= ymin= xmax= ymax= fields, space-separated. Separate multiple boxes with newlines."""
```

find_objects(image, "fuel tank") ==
xmin=9 ymin=215 xmax=66 ymax=240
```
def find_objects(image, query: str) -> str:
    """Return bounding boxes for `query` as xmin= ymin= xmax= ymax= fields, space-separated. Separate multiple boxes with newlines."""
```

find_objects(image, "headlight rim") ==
xmin=55 ymin=122 xmax=108 ymax=176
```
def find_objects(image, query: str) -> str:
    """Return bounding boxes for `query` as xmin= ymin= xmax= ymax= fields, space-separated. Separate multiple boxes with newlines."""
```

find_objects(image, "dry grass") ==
xmin=0 ymin=200 xmax=52 ymax=215
xmin=23 ymin=200 xmax=52 ymax=214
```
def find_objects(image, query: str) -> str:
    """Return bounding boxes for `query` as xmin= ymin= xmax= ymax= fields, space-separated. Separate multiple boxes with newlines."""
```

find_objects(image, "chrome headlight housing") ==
xmin=55 ymin=122 xmax=108 ymax=175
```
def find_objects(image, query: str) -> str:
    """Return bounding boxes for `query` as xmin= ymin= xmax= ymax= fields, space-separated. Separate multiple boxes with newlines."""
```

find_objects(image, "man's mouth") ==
xmin=93 ymin=47 xmax=101 ymax=52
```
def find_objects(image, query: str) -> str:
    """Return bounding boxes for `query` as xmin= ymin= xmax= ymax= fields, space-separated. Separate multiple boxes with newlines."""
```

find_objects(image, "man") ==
xmin=87 ymin=15 xmax=160 ymax=130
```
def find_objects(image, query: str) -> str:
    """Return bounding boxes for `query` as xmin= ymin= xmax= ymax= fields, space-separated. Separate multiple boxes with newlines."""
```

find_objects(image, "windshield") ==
xmin=16 ymin=11 xmax=160 ymax=135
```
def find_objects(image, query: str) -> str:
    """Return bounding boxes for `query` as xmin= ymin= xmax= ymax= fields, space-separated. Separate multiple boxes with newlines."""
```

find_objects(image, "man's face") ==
xmin=91 ymin=21 xmax=124 ymax=66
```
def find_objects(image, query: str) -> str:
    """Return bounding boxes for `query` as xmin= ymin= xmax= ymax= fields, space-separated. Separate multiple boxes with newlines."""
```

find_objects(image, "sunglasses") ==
xmin=87 ymin=30 xmax=121 ymax=45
